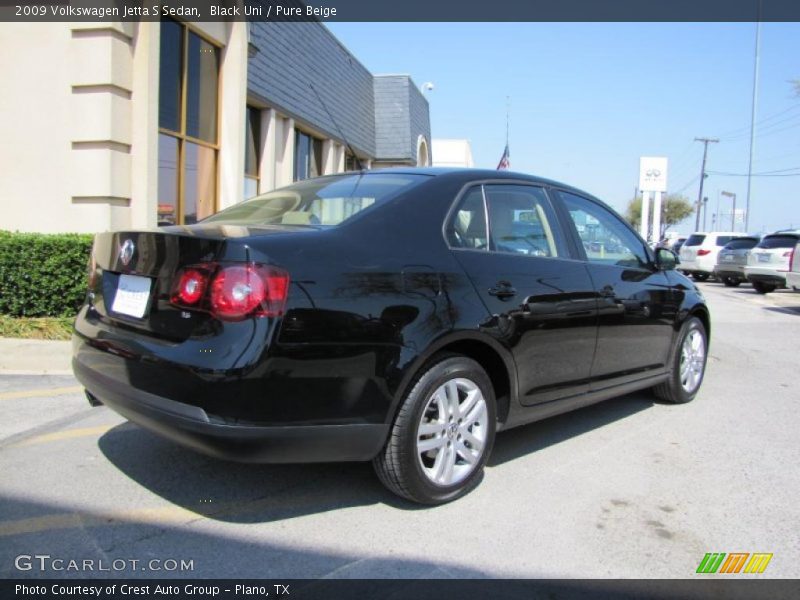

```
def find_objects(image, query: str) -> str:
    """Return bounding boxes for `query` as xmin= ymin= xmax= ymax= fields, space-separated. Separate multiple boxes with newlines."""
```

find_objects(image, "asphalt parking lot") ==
xmin=0 ymin=282 xmax=798 ymax=579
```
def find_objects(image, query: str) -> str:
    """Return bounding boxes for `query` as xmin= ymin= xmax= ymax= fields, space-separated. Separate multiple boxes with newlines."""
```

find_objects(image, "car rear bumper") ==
xmin=679 ymin=257 xmax=715 ymax=274
xmin=744 ymin=267 xmax=786 ymax=286
xmin=787 ymin=271 xmax=800 ymax=291
xmin=72 ymin=340 xmax=389 ymax=464
xmin=713 ymin=264 xmax=747 ymax=279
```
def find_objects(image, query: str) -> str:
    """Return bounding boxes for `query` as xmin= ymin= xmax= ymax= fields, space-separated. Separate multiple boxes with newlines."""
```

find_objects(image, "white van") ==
xmin=679 ymin=232 xmax=739 ymax=281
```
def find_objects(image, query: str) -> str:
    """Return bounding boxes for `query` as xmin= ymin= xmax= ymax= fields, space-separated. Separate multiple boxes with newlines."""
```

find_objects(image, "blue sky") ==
xmin=327 ymin=22 xmax=800 ymax=234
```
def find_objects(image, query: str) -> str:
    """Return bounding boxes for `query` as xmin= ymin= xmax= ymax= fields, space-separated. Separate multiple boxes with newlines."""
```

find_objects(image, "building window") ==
xmin=157 ymin=18 xmax=220 ymax=225
xmin=294 ymin=130 xmax=323 ymax=181
xmin=244 ymin=106 xmax=261 ymax=200
xmin=417 ymin=135 xmax=429 ymax=167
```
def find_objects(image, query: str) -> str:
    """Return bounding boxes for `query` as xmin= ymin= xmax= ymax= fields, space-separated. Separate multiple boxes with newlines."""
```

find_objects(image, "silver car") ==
xmin=744 ymin=232 xmax=800 ymax=294
xmin=679 ymin=232 xmax=738 ymax=281
xmin=713 ymin=236 xmax=760 ymax=287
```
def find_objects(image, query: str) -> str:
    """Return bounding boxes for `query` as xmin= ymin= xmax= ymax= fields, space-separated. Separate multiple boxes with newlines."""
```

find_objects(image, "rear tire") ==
xmin=653 ymin=317 xmax=708 ymax=404
xmin=752 ymin=281 xmax=776 ymax=294
xmin=722 ymin=276 xmax=741 ymax=288
xmin=373 ymin=355 xmax=496 ymax=505
xmin=692 ymin=272 xmax=710 ymax=282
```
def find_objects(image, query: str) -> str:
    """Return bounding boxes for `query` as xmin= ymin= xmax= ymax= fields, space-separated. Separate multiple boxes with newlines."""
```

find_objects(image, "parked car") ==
xmin=744 ymin=231 xmax=800 ymax=294
xmin=787 ymin=240 xmax=800 ymax=292
xmin=671 ymin=237 xmax=687 ymax=254
xmin=713 ymin=236 xmax=760 ymax=287
xmin=72 ymin=168 xmax=710 ymax=505
xmin=679 ymin=231 xmax=738 ymax=281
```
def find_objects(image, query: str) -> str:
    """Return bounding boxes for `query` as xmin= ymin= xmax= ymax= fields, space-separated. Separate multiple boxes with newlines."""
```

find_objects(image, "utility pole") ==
xmin=694 ymin=137 xmax=718 ymax=231
xmin=745 ymin=6 xmax=762 ymax=232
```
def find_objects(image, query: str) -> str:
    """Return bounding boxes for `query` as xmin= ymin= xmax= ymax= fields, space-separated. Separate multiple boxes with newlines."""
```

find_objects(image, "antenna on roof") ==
xmin=308 ymin=83 xmax=364 ymax=171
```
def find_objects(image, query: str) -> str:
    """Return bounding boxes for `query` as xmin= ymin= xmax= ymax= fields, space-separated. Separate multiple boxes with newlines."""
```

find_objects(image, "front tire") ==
xmin=722 ymin=276 xmax=741 ymax=287
xmin=752 ymin=281 xmax=776 ymax=294
xmin=653 ymin=317 xmax=708 ymax=404
xmin=373 ymin=355 xmax=496 ymax=504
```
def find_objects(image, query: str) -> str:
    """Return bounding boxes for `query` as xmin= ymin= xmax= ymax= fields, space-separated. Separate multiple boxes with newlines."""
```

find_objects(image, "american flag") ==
xmin=496 ymin=144 xmax=510 ymax=170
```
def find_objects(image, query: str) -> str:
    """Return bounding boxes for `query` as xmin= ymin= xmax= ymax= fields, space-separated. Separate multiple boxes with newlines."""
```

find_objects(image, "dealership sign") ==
xmin=639 ymin=156 xmax=668 ymax=192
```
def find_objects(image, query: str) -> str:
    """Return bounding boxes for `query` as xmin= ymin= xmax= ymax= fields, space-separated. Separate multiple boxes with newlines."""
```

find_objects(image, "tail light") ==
xmin=783 ymin=250 xmax=793 ymax=259
xmin=790 ymin=249 xmax=795 ymax=271
xmin=87 ymin=248 xmax=98 ymax=290
xmin=172 ymin=266 xmax=212 ymax=306
xmin=171 ymin=263 xmax=289 ymax=321
xmin=697 ymin=249 xmax=711 ymax=256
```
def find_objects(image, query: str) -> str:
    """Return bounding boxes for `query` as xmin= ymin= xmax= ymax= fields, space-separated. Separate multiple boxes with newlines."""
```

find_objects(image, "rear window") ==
xmin=757 ymin=235 xmax=800 ymax=249
xmin=202 ymin=173 xmax=429 ymax=227
xmin=685 ymin=234 xmax=706 ymax=247
xmin=715 ymin=236 xmax=734 ymax=246
xmin=723 ymin=237 xmax=759 ymax=250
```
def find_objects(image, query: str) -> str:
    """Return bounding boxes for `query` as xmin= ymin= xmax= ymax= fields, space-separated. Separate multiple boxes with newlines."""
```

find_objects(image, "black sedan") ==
xmin=73 ymin=168 xmax=710 ymax=504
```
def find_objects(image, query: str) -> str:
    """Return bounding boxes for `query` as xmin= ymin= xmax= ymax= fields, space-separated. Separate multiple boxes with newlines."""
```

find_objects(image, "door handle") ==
xmin=488 ymin=281 xmax=517 ymax=300
xmin=599 ymin=285 xmax=615 ymax=298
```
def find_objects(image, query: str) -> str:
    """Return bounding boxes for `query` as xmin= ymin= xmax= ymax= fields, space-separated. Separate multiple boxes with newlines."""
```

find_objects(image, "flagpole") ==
xmin=505 ymin=96 xmax=510 ymax=148
xmin=497 ymin=97 xmax=511 ymax=170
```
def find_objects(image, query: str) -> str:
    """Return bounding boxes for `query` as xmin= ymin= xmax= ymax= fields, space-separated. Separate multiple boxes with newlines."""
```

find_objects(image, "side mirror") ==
xmin=656 ymin=247 xmax=679 ymax=271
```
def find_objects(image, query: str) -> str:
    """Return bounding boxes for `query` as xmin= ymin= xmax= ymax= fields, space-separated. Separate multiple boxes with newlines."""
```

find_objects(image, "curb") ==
xmin=0 ymin=338 xmax=72 ymax=375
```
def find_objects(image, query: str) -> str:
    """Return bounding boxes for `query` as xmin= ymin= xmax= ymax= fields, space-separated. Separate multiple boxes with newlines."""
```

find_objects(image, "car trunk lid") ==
xmin=88 ymin=227 xmax=299 ymax=340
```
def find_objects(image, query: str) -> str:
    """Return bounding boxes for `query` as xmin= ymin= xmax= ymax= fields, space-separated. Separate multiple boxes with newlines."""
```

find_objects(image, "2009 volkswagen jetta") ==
xmin=73 ymin=168 xmax=709 ymax=504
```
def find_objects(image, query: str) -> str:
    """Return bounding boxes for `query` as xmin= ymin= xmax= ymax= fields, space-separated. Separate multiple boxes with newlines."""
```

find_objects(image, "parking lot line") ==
xmin=0 ymin=386 xmax=82 ymax=401
xmin=9 ymin=425 xmax=114 ymax=448
xmin=0 ymin=505 xmax=201 ymax=537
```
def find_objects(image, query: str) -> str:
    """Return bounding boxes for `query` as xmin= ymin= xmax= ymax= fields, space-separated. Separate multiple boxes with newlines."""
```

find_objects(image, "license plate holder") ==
xmin=111 ymin=274 xmax=152 ymax=319
xmin=757 ymin=253 xmax=771 ymax=263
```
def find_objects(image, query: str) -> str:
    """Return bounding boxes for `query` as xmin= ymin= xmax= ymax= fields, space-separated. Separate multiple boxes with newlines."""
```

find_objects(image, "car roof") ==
xmin=763 ymin=231 xmax=800 ymax=238
xmin=367 ymin=166 xmax=597 ymax=198
xmin=687 ymin=231 xmax=739 ymax=236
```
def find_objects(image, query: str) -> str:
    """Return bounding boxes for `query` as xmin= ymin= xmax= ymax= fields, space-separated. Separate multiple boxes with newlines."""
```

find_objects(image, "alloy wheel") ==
xmin=679 ymin=328 xmax=706 ymax=394
xmin=416 ymin=377 xmax=488 ymax=486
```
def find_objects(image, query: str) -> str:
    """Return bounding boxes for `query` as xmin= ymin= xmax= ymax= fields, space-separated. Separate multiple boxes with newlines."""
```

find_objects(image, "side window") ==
xmin=446 ymin=186 xmax=488 ymax=250
xmin=484 ymin=184 xmax=566 ymax=257
xmin=560 ymin=191 xmax=649 ymax=268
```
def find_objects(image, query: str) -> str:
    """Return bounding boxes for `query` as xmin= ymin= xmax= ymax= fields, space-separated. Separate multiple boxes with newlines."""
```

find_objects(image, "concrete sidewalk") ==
xmin=0 ymin=337 xmax=72 ymax=374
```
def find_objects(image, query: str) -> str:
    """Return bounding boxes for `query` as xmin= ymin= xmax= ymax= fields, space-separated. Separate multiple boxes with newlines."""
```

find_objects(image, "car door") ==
xmin=446 ymin=182 xmax=598 ymax=405
xmin=555 ymin=190 xmax=679 ymax=389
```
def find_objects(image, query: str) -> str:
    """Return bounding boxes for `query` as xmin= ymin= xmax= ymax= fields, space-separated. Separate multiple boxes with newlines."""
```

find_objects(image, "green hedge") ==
xmin=0 ymin=231 xmax=94 ymax=317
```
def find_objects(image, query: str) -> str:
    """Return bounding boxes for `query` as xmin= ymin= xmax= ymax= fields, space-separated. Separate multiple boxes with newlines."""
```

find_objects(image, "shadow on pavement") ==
xmin=98 ymin=423 xmax=414 ymax=522
xmin=488 ymin=392 xmax=654 ymax=467
xmin=0 ymin=495 xmax=490 ymax=579
xmin=762 ymin=305 xmax=800 ymax=316
xmin=95 ymin=392 xmax=655 ymax=524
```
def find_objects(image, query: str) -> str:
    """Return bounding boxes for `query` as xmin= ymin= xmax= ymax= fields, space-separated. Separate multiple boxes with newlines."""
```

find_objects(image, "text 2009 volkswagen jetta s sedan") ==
xmin=73 ymin=168 xmax=709 ymax=504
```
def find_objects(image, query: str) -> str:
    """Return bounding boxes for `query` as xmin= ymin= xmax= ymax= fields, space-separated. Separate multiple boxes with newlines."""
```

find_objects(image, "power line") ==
xmin=721 ymin=116 xmax=800 ymax=142
xmin=714 ymin=103 xmax=799 ymax=140
xmin=672 ymin=174 xmax=701 ymax=195
xmin=708 ymin=170 xmax=800 ymax=177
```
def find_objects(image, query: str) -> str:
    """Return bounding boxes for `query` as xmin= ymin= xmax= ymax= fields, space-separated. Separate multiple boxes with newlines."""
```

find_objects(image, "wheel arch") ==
xmin=391 ymin=332 xmax=518 ymax=428
xmin=688 ymin=305 xmax=711 ymax=344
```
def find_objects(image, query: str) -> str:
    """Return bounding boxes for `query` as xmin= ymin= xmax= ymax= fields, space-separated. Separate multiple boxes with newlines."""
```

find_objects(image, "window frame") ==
xmin=244 ymin=104 xmax=262 ymax=199
xmin=552 ymin=188 xmax=655 ymax=269
xmin=158 ymin=18 xmax=222 ymax=225
xmin=294 ymin=128 xmax=324 ymax=182
xmin=442 ymin=179 xmax=577 ymax=261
